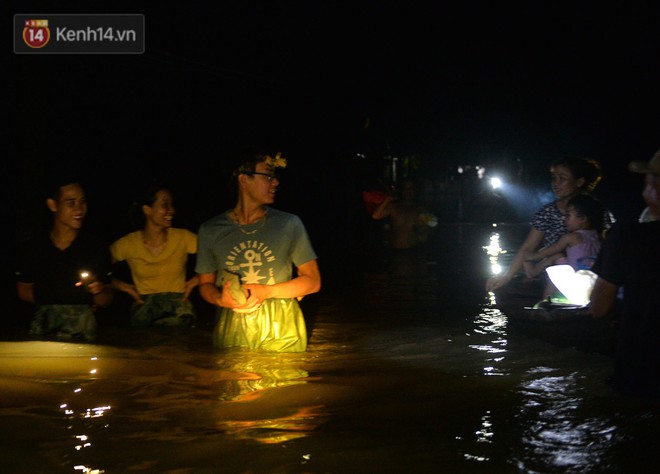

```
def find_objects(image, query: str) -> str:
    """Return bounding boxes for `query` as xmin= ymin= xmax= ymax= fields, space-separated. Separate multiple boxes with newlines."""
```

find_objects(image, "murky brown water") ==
xmin=1 ymin=224 xmax=658 ymax=473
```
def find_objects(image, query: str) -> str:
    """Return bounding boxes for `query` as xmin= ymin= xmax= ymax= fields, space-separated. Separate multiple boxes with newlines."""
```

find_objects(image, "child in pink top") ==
xmin=523 ymin=194 xmax=605 ymax=277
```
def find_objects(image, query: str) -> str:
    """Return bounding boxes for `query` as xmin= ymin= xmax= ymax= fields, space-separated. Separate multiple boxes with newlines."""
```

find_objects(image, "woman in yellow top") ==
xmin=110 ymin=183 xmax=198 ymax=327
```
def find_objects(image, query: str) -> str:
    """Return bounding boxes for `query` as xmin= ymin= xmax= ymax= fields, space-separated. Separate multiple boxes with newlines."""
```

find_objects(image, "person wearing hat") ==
xmin=589 ymin=149 xmax=660 ymax=398
xmin=630 ymin=150 xmax=660 ymax=223
xmin=195 ymin=151 xmax=321 ymax=352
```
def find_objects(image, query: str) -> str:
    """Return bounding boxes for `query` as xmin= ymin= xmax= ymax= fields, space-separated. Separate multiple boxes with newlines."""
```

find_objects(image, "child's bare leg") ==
xmin=523 ymin=256 xmax=558 ymax=279
xmin=522 ymin=260 xmax=537 ymax=279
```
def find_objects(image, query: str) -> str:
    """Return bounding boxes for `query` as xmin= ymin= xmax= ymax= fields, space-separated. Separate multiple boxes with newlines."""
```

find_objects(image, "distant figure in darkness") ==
xmin=15 ymin=175 xmax=113 ymax=341
xmin=486 ymin=157 xmax=613 ymax=297
xmin=590 ymin=149 xmax=660 ymax=399
xmin=371 ymin=179 xmax=437 ymax=250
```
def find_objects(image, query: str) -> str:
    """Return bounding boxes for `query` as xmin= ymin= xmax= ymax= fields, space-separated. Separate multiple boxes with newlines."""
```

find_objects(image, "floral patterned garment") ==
xmin=531 ymin=202 xmax=567 ymax=247
xmin=531 ymin=200 xmax=615 ymax=248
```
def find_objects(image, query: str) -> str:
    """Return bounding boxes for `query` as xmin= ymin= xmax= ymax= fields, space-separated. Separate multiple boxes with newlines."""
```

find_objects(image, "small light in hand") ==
xmin=76 ymin=271 xmax=90 ymax=287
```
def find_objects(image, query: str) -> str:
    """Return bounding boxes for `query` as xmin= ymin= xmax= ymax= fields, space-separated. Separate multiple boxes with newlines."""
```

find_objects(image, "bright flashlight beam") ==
xmin=490 ymin=177 xmax=502 ymax=189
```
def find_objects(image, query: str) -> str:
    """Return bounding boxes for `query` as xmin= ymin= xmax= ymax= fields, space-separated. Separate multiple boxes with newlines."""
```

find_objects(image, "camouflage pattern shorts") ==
xmin=30 ymin=305 xmax=96 ymax=341
xmin=131 ymin=292 xmax=196 ymax=327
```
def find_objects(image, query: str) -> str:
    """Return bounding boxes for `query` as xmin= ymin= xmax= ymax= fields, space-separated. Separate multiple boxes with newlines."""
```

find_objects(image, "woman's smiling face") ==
xmin=550 ymin=165 xmax=584 ymax=200
xmin=145 ymin=189 xmax=175 ymax=228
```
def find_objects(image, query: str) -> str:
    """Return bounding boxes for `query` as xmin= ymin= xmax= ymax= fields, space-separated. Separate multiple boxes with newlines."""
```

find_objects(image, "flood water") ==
xmin=1 ymin=223 xmax=658 ymax=473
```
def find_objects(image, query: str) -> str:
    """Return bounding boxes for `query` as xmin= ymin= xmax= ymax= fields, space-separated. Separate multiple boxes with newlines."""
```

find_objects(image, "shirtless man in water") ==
xmin=371 ymin=180 xmax=435 ymax=250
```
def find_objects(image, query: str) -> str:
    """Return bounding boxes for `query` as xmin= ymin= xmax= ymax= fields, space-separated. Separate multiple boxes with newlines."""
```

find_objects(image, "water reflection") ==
xmin=462 ymin=410 xmax=495 ymax=463
xmin=1 ymin=224 xmax=658 ymax=472
xmin=0 ymin=342 xmax=111 ymax=473
xmin=514 ymin=367 xmax=617 ymax=473
xmin=475 ymin=411 xmax=494 ymax=444
xmin=214 ymin=351 xmax=309 ymax=402
xmin=470 ymin=306 xmax=508 ymax=376
xmin=73 ymin=465 xmax=104 ymax=474
xmin=483 ymin=227 xmax=507 ymax=276
xmin=213 ymin=350 xmax=324 ymax=444
xmin=0 ymin=340 xmax=325 ymax=470
xmin=60 ymin=356 xmax=112 ymax=474
xmin=216 ymin=404 xmax=327 ymax=444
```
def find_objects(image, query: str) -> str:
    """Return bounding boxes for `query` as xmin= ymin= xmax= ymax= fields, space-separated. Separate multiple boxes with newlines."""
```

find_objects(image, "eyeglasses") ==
xmin=244 ymin=172 xmax=279 ymax=181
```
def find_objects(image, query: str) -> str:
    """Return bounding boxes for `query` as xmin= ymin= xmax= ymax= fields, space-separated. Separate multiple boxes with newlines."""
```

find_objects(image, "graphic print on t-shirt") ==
xmin=224 ymin=240 xmax=277 ymax=285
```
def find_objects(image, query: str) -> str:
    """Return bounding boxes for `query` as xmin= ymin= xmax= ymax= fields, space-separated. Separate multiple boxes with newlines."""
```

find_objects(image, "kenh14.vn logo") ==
xmin=14 ymin=14 xmax=144 ymax=54
xmin=23 ymin=19 xmax=51 ymax=48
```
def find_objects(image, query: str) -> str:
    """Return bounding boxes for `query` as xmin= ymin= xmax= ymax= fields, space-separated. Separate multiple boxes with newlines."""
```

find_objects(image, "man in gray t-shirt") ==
xmin=195 ymin=151 xmax=321 ymax=352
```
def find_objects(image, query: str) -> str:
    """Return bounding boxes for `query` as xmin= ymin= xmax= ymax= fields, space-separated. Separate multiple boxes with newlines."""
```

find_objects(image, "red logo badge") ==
xmin=23 ymin=19 xmax=51 ymax=48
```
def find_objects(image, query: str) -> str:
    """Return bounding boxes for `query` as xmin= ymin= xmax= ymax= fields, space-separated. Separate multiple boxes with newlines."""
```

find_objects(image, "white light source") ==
xmin=545 ymin=265 xmax=597 ymax=306
xmin=490 ymin=177 xmax=502 ymax=189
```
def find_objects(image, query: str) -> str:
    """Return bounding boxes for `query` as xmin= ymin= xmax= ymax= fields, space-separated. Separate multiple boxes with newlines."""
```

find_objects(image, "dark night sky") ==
xmin=10 ymin=1 xmax=660 ymax=248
